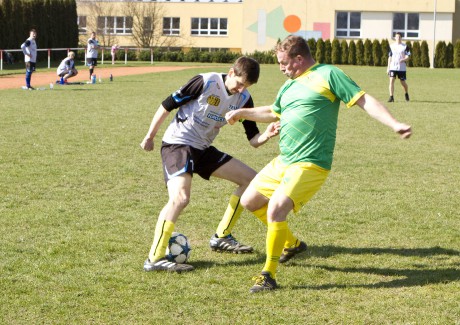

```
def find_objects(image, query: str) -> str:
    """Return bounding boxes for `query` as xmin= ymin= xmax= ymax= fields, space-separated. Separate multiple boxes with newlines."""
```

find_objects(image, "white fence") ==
xmin=0 ymin=47 xmax=155 ymax=70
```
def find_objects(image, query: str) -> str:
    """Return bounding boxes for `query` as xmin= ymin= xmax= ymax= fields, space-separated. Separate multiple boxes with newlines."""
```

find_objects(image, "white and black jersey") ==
xmin=87 ymin=38 xmax=99 ymax=58
xmin=21 ymin=37 xmax=37 ymax=63
xmin=161 ymin=73 xmax=259 ymax=150
xmin=389 ymin=43 xmax=410 ymax=71
xmin=56 ymin=57 xmax=75 ymax=75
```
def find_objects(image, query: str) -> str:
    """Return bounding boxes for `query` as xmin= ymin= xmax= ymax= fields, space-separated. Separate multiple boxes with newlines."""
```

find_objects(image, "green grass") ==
xmin=1 ymin=64 xmax=459 ymax=324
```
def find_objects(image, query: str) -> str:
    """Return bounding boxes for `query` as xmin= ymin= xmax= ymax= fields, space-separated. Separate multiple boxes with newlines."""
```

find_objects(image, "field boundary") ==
xmin=0 ymin=66 xmax=200 ymax=90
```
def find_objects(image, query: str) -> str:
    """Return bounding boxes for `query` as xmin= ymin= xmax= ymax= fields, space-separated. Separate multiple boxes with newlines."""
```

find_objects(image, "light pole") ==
xmin=432 ymin=0 xmax=437 ymax=68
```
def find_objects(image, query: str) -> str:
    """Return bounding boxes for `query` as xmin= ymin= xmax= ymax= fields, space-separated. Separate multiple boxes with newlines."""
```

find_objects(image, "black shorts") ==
xmin=86 ymin=58 xmax=98 ymax=67
xmin=25 ymin=62 xmax=36 ymax=73
xmin=160 ymin=142 xmax=233 ymax=183
xmin=389 ymin=70 xmax=407 ymax=80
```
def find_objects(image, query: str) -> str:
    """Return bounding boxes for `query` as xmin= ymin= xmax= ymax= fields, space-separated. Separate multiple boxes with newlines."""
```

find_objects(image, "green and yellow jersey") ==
xmin=272 ymin=63 xmax=365 ymax=169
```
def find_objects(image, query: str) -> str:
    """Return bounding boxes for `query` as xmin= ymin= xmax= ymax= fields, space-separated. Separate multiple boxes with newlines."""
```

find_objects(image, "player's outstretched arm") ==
xmin=249 ymin=121 xmax=281 ymax=148
xmin=226 ymin=105 xmax=278 ymax=125
xmin=357 ymin=93 xmax=412 ymax=139
xmin=140 ymin=105 xmax=170 ymax=151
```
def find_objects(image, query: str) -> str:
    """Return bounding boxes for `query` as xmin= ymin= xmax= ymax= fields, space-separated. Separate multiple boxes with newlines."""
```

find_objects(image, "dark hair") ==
xmin=30 ymin=28 xmax=37 ymax=33
xmin=275 ymin=35 xmax=312 ymax=59
xmin=232 ymin=56 xmax=260 ymax=84
xmin=395 ymin=32 xmax=402 ymax=38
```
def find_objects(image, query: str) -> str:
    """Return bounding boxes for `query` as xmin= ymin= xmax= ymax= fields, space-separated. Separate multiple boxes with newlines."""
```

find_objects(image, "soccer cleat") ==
xmin=405 ymin=93 xmax=410 ymax=102
xmin=279 ymin=241 xmax=308 ymax=263
xmin=250 ymin=271 xmax=278 ymax=293
xmin=209 ymin=234 xmax=254 ymax=253
xmin=143 ymin=258 xmax=194 ymax=273
xmin=388 ymin=96 xmax=394 ymax=102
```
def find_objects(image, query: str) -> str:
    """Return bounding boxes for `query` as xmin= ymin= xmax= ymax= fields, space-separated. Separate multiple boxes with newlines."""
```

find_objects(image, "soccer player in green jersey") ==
xmin=226 ymin=35 xmax=412 ymax=293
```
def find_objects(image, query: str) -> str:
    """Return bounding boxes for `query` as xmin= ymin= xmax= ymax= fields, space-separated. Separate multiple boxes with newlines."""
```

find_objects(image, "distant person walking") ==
xmin=387 ymin=32 xmax=410 ymax=102
xmin=86 ymin=31 xmax=100 ymax=81
xmin=111 ymin=44 xmax=119 ymax=65
xmin=21 ymin=28 xmax=38 ymax=90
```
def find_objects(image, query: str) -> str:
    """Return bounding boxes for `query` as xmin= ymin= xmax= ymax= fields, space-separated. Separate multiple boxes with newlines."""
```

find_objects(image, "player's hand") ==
xmin=393 ymin=123 xmax=412 ymax=139
xmin=140 ymin=137 xmax=154 ymax=151
xmin=225 ymin=110 xmax=240 ymax=125
xmin=266 ymin=121 xmax=280 ymax=138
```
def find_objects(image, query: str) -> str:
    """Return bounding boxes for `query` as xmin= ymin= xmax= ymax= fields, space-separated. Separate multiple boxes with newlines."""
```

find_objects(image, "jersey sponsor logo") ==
xmin=228 ymin=104 xmax=238 ymax=111
xmin=207 ymin=95 xmax=221 ymax=106
xmin=206 ymin=112 xmax=225 ymax=122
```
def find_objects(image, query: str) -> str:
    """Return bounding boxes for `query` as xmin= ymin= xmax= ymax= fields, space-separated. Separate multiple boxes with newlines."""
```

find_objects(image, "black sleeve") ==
xmin=161 ymin=75 xmax=204 ymax=112
xmin=240 ymin=95 xmax=260 ymax=141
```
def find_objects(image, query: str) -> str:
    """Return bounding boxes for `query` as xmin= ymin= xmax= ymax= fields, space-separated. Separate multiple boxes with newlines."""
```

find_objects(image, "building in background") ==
xmin=76 ymin=0 xmax=460 ymax=60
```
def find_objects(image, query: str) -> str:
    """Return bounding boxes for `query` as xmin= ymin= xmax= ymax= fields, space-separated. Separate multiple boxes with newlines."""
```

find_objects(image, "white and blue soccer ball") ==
xmin=166 ymin=232 xmax=192 ymax=264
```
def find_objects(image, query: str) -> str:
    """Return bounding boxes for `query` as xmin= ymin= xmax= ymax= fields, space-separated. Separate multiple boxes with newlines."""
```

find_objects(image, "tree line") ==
xmin=0 ymin=0 xmax=79 ymax=61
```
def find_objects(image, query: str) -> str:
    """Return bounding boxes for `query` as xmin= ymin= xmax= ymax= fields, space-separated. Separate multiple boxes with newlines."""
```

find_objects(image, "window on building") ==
xmin=77 ymin=16 xmax=87 ymax=34
xmin=393 ymin=13 xmax=419 ymax=38
xmin=163 ymin=17 xmax=180 ymax=35
xmin=97 ymin=16 xmax=133 ymax=35
xmin=335 ymin=11 xmax=361 ymax=38
xmin=191 ymin=18 xmax=228 ymax=36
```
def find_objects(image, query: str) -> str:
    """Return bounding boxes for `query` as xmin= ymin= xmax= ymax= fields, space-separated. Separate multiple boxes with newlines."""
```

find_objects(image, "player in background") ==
xmin=56 ymin=51 xmax=78 ymax=84
xmin=86 ymin=31 xmax=99 ymax=81
xmin=21 ymin=28 xmax=38 ymax=90
xmin=140 ymin=56 xmax=280 ymax=273
xmin=387 ymin=32 xmax=410 ymax=102
xmin=226 ymin=35 xmax=412 ymax=293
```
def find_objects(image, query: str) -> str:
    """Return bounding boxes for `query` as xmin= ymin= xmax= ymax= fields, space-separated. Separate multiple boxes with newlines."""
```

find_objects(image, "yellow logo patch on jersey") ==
xmin=207 ymin=95 xmax=221 ymax=106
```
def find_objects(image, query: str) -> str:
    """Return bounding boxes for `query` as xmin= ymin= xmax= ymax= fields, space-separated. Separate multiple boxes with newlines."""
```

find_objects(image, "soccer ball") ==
xmin=166 ymin=232 xmax=192 ymax=264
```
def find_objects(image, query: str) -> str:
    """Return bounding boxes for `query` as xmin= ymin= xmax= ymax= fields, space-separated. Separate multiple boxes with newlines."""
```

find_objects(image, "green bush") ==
xmin=446 ymin=42 xmax=454 ymax=68
xmin=380 ymin=39 xmax=389 ymax=67
xmin=340 ymin=40 xmax=349 ymax=65
xmin=435 ymin=41 xmax=447 ymax=68
xmin=331 ymin=39 xmax=341 ymax=64
xmin=454 ymin=39 xmax=460 ymax=68
xmin=315 ymin=38 xmax=325 ymax=63
xmin=348 ymin=40 xmax=357 ymax=65
xmin=421 ymin=41 xmax=431 ymax=67
xmin=372 ymin=39 xmax=382 ymax=66
xmin=307 ymin=38 xmax=317 ymax=57
xmin=363 ymin=39 xmax=373 ymax=66
xmin=356 ymin=40 xmax=364 ymax=65
xmin=324 ymin=39 xmax=332 ymax=64
xmin=411 ymin=41 xmax=422 ymax=67
xmin=403 ymin=41 xmax=412 ymax=67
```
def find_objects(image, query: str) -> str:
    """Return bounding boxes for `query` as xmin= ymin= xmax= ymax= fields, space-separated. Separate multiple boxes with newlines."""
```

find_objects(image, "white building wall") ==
xmin=360 ymin=12 xmax=393 ymax=40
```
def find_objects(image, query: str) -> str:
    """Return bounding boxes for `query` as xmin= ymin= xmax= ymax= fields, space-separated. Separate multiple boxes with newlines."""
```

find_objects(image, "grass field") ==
xmin=1 ymin=64 xmax=459 ymax=324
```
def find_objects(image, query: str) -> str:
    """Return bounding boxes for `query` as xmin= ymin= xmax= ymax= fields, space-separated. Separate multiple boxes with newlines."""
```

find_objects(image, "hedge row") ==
xmin=76 ymin=39 xmax=459 ymax=69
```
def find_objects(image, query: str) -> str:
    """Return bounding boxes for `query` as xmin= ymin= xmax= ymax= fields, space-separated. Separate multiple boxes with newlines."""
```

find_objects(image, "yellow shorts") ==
xmin=252 ymin=156 xmax=330 ymax=213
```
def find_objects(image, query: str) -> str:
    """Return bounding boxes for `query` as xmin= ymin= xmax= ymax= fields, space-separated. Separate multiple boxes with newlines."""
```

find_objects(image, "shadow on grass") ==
xmin=291 ymin=245 xmax=460 ymax=290
xmin=309 ymin=245 xmax=460 ymax=258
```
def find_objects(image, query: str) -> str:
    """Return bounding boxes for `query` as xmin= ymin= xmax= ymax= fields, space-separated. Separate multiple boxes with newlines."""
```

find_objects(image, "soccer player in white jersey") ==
xmin=21 ymin=29 xmax=38 ymax=90
xmin=387 ymin=32 xmax=410 ymax=102
xmin=86 ymin=31 xmax=99 ymax=81
xmin=140 ymin=56 xmax=280 ymax=273
xmin=56 ymin=51 xmax=78 ymax=84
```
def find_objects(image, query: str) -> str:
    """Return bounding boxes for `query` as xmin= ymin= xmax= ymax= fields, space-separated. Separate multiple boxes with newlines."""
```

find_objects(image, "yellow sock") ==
xmin=215 ymin=194 xmax=243 ymax=237
xmin=252 ymin=206 xmax=268 ymax=225
xmin=262 ymin=221 xmax=288 ymax=279
xmin=253 ymin=206 xmax=298 ymax=248
xmin=148 ymin=219 xmax=175 ymax=262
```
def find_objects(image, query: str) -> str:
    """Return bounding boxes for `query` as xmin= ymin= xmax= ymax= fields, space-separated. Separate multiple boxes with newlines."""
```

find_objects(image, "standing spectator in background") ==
xmin=86 ymin=31 xmax=99 ymax=81
xmin=111 ymin=44 xmax=120 ymax=65
xmin=21 ymin=29 xmax=38 ymax=90
xmin=56 ymin=51 xmax=78 ymax=84
xmin=6 ymin=52 xmax=15 ymax=65
xmin=387 ymin=32 xmax=410 ymax=102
